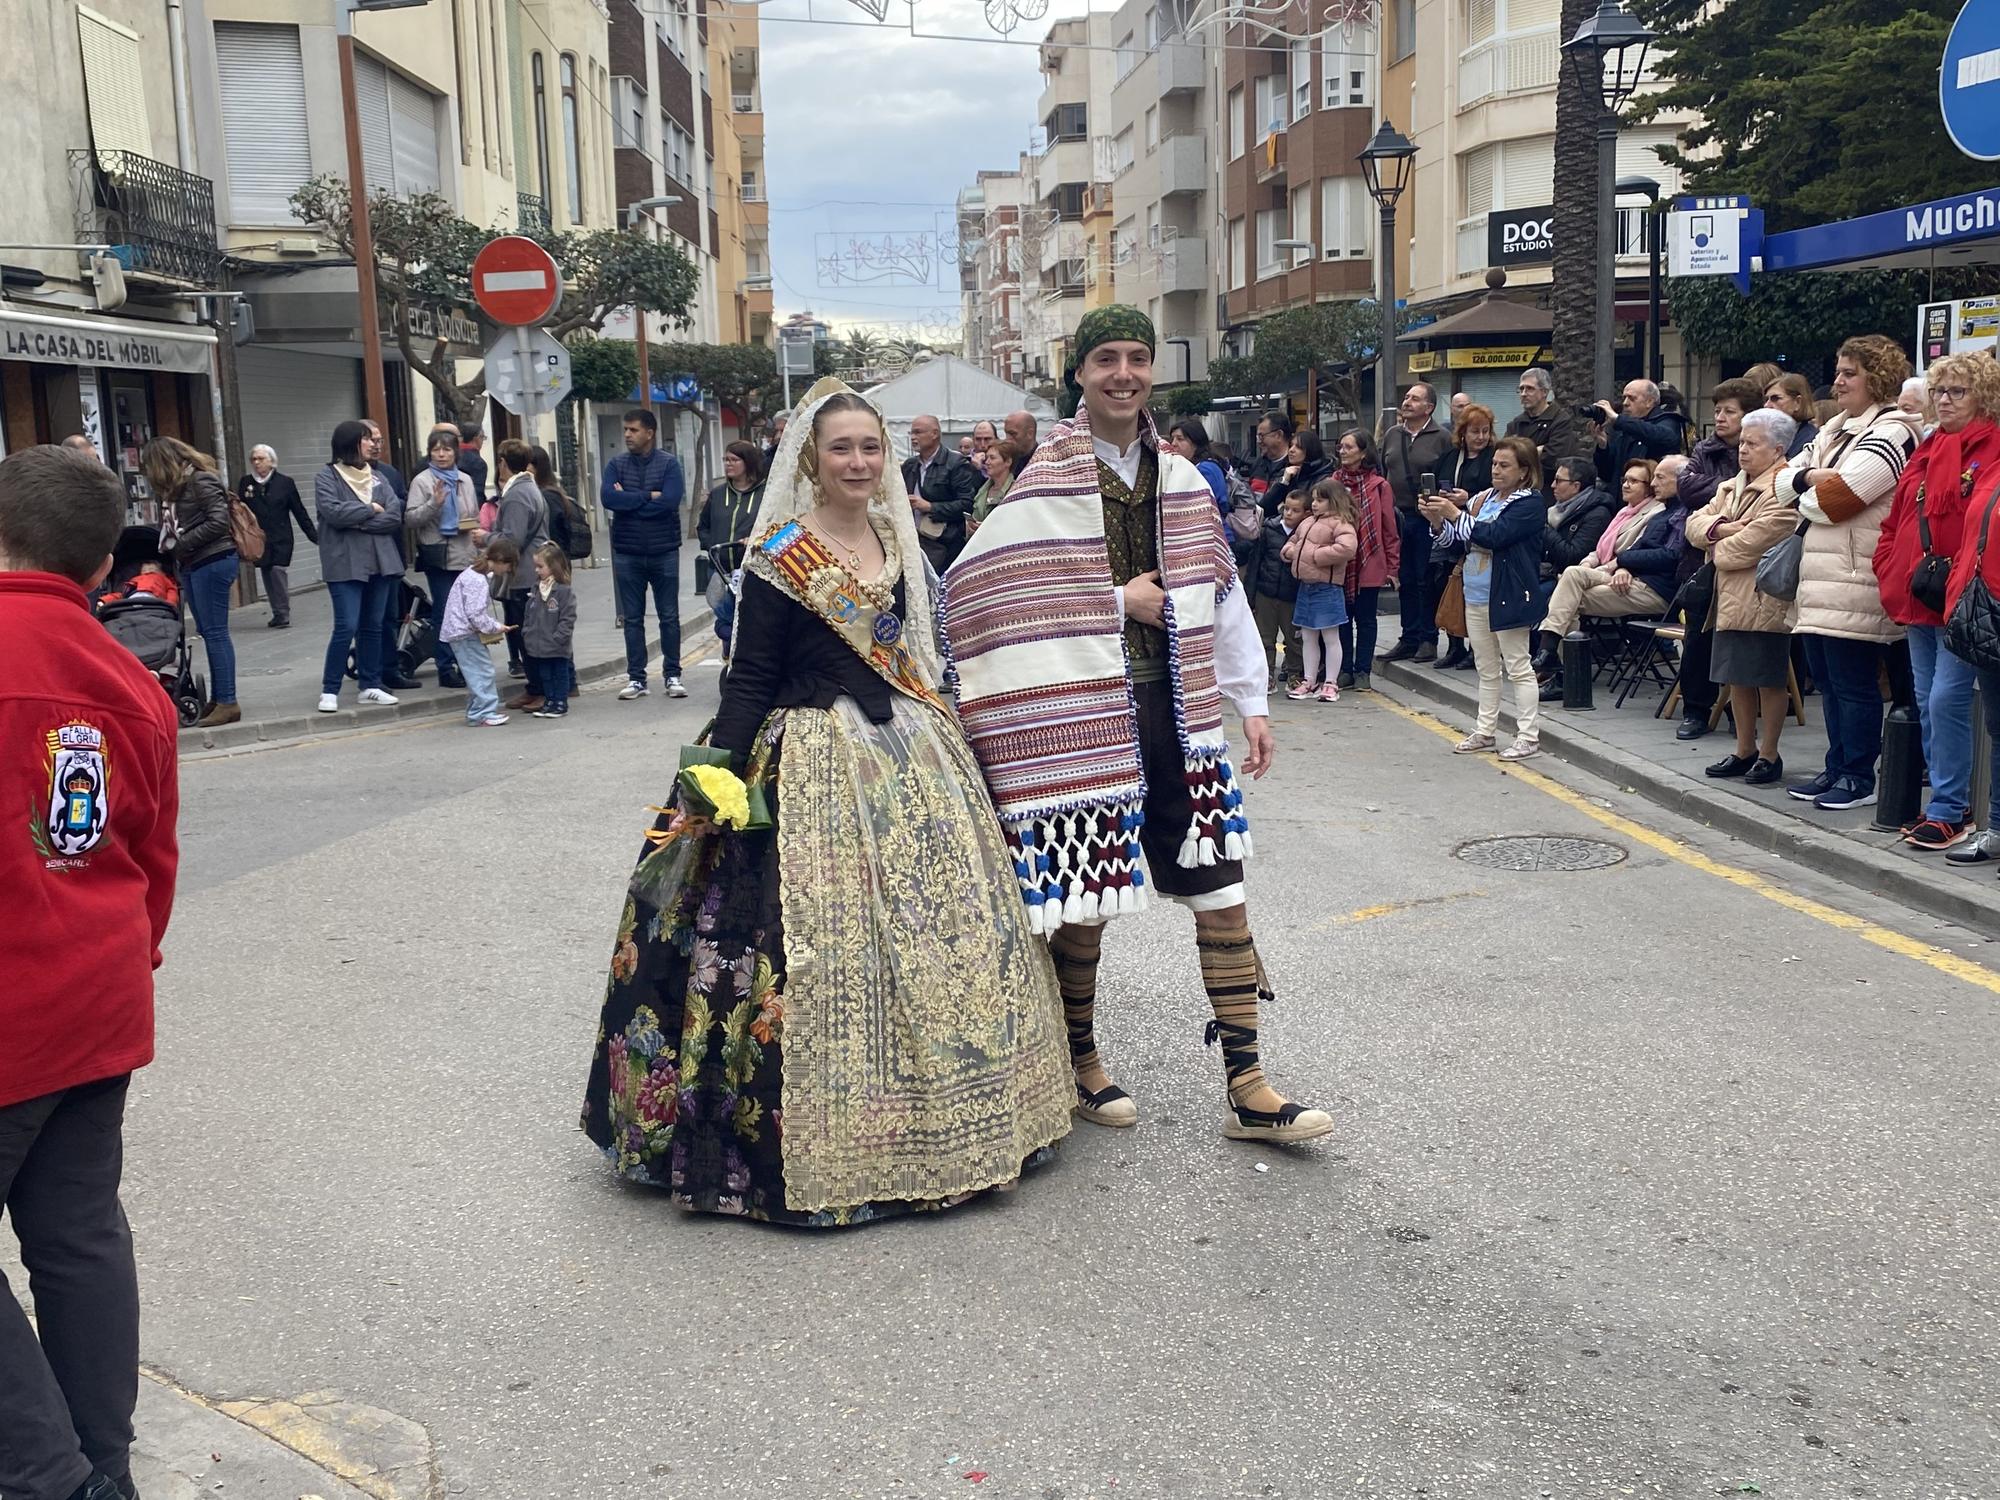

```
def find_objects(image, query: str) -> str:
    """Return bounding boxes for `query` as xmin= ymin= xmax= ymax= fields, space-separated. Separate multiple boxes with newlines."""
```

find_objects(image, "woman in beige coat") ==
xmin=1687 ymin=410 xmax=1801 ymax=784
xmin=1779 ymin=334 xmax=1925 ymax=809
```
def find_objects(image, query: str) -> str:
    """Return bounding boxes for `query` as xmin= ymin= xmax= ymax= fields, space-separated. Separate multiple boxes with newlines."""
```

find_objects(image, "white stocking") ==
xmin=1322 ymin=630 xmax=1344 ymax=684
xmin=1300 ymin=629 xmax=1324 ymax=685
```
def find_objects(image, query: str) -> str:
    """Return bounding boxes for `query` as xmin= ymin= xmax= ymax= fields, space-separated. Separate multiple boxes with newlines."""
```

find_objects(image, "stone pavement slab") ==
xmin=180 ymin=552 xmax=712 ymax=753
xmin=1373 ymin=649 xmax=2000 ymax=935
xmin=133 ymin=1371 xmax=388 ymax=1500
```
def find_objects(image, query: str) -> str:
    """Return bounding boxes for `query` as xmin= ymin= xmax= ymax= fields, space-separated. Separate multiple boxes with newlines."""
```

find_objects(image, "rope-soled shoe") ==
xmin=1074 ymin=1078 xmax=1139 ymax=1127
xmin=1206 ymin=1020 xmax=1334 ymax=1143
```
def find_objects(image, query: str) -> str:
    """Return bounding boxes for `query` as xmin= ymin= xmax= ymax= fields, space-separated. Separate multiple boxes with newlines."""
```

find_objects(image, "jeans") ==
xmin=1906 ymin=624 xmax=1976 ymax=821
xmin=259 ymin=562 xmax=291 ymax=625
xmin=1802 ymin=633 xmax=1886 ymax=787
xmin=184 ymin=551 xmax=238 ymax=704
xmin=421 ymin=566 xmax=462 ymax=677
xmin=0 ymin=1076 xmax=138 ymax=1500
xmin=614 ymin=548 xmax=681 ymax=684
xmin=501 ymin=591 xmax=526 ymax=671
xmin=530 ymin=655 xmax=574 ymax=709
xmin=1395 ymin=509 xmax=1433 ymax=647
xmin=451 ymin=637 xmax=500 ymax=722
xmin=323 ymin=574 xmax=397 ymax=694
xmin=1339 ymin=587 xmax=1381 ymax=673
xmin=1974 ymin=663 xmax=2000 ymax=827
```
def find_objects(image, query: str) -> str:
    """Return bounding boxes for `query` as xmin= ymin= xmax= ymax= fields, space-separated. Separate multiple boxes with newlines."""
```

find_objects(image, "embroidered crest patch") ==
xmin=34 ymin=720 xmax=110 ymax=867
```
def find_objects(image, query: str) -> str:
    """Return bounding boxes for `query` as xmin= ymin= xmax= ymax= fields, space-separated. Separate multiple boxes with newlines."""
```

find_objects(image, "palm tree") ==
xmin=886 ymin=337 xmax=931 ymax=367
xmin=839 ymin=330 xmax=883 ymax=372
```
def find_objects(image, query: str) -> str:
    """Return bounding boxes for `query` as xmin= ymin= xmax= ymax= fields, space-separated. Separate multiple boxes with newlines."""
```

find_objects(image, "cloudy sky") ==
xmin=759 ymin=0 xmax=1090 ymax=338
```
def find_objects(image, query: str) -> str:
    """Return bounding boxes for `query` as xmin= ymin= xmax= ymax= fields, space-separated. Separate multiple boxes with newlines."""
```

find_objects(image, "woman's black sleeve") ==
xmin=709 ymin=572 xmax=788 ymax=763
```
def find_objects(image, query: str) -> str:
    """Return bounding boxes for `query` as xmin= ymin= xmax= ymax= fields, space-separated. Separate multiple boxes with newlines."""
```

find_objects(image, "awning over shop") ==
xmin=0 ymin=305 xmax=215 ymax=375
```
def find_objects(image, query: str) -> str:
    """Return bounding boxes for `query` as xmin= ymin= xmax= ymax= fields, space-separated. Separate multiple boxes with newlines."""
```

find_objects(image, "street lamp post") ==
xmin=1617 ymin=175 xmax=1663 ymax=383
xmin=1562 ymin=0 xmax=1656 ymax=398
xmin=1357 ymin=120 xmax=1418 ymax=435
xmin=624 ymin=195 xmax=683 ymax=411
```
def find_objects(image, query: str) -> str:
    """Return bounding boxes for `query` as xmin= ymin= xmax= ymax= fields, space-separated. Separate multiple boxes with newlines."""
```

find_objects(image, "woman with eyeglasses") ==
xmin=1872 ymin=353 xmax=2000 ymax=852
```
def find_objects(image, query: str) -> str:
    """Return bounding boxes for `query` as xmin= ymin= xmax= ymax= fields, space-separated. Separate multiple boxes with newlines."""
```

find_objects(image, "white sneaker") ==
xmin=358 ymin=688 xmax=399 ymax=706
xmin=476 ymin=713 xmax=509 ymax=727
xmin=666 ymin=676 xmax=688 ymax=698
xmin=316 ymin=693 xmax=339 ymax=714
xmin=618 ymin=680 xmax=648 ymax=700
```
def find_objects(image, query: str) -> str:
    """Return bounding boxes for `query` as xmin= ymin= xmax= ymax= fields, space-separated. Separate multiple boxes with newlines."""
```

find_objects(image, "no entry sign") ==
xmin=471 ymin=236 xmax=562 ymax=326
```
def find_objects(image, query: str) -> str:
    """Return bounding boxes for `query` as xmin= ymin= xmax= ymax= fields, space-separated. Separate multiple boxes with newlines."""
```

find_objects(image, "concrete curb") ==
xmin=1374 ymin=657 xmax=2000 ymax=936
xmin=179 ymin=607 xmax=717 ymax=755
xmin=133 ymin=1368 xmax=397 ymax=1500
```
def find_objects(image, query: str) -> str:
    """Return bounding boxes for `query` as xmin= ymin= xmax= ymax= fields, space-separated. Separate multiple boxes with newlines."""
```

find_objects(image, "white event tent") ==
xmin=860 ymin=355 xmax=1058 ymax=452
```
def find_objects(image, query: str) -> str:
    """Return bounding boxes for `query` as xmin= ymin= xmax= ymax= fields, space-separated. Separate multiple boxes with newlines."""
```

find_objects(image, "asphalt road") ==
xmin=89 ymin=664 xmax=2000 ymax=1497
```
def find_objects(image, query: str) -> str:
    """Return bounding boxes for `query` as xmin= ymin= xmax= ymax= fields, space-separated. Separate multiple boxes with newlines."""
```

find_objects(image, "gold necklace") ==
xmin=806 ymin=514 xmax=896 ymax=610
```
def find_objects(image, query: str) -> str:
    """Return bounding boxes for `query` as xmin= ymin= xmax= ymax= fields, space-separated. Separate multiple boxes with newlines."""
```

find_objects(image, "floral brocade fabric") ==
xmin=579 ymin=697 xmax=1072 ymax=1227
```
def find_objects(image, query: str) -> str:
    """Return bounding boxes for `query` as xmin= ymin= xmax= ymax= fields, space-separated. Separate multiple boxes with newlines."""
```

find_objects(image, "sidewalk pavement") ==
xmin=181 ymin=551 xmax=714 ymax=752
xmin=1372 ymin=642 xmax=2000 ymax=936
xmin=131 ymin=1370 xmax=414 ymax=1500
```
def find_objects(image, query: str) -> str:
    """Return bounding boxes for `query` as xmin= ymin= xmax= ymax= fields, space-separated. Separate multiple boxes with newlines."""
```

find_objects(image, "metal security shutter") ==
xmin=78 ymin=6 xmax=152 ymax=157
xmin=1458 ymin=368 xmax=1520 ymax=413
xmin=389 ymin=73 xmax=441 ymax=195
xmin=215 ymin=23 xmax=313 ymax=225
xmin=233 ymin=346 xmax=364 ymax=592
xmin=354 ymin=54 xmax=396 ymax=192
xmin=1499 ymin=136 xmax=1554 ymax=210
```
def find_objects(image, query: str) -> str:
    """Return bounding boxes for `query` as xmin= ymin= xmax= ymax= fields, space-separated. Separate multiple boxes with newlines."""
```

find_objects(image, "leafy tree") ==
xmin=289 ymin=176 xmax=701 ymax=422
xmin=648 ymin=342 xmax=780 ymax=415
xmin=1631 ymin=0 xmax=1989 ymax=234
xmin=1211 ymin=300 xmax=1414 ymax=422
xmin=1164 ymin=382 xmax=1214 ymax=417
xmin=566 ymin=336 xmax=638 ymax=405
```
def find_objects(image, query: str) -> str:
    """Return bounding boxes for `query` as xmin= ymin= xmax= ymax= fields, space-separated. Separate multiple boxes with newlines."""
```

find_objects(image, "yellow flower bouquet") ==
xmin=673 ymin=744 xmax=771 ymax=831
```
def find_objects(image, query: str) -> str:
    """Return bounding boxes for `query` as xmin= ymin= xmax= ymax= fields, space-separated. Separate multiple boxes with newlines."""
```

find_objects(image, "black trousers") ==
xmin=1679 ymin=624 xmax=1717 ymax=715
xmin=0 ymin=1076 xmax=138 ymax=1500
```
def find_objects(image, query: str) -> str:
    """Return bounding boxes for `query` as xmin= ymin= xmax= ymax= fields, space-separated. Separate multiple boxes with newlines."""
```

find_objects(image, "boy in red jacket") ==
xmin=0 ymin=445 xmax=179 ymax=1500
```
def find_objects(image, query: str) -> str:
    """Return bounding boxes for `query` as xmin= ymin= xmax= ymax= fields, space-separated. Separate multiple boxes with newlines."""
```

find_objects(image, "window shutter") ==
xmin=1464 ymin=0 xmax=1497 ymax=46
xmin=1461 ymin=144 xmax=1494 ymax=219
xmin=215 ymin=23 xmax=312 ymax=224
xmin=1499 ymin=136 xmax=1554 ymax=210
xmin=1510 ymin=0 xmax=1560 ymax=29
xmin=390 ymin=73 xmax=441 ymax=195
xmin=78 ymin=7 xmax=152 ymax=158
xmin=1615 ymin=126 xmax=1679 ymax=189
xmin=354 ymin=54 xmax=395 ymax=192
xmin=1345 ymin=177 xmax=1369 ymax=257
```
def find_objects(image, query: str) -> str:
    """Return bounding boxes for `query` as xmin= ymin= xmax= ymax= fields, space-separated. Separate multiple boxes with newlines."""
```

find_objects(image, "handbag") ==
xmin=417 ymin=540 xmax=451 ymax=571
xmin=1945 ymin=490 xmax=2000 ymax=671
xmin=1910 ymin=481 xmax=1954 ymax=616
xmin=1433 ymin=564 xmax=1467 ymax=638
xmin=1755 ymin=520 xmax=1807 ymax=601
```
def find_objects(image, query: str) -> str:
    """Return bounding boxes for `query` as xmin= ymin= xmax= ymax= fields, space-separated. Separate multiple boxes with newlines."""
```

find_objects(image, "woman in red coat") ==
xmin=1876 ymin=352 xmax=2000 ymax=851
xmin=1330 ymin=426 xmax=1400 ymax=692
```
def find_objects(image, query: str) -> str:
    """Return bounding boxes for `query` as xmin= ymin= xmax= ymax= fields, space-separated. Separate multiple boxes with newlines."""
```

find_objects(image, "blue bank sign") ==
xmin=1943 ymin=0 xmax=2000 ymax=161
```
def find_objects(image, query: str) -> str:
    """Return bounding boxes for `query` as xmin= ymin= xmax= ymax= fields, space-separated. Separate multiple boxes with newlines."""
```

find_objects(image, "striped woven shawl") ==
xmin=940 ymin=407 xmax=1251 ymax=933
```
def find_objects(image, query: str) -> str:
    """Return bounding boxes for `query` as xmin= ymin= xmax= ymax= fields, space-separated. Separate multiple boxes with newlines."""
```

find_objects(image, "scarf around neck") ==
xmin=939 ymin=405 xmax=1248 ymax=933
xmin=429 ymin=462 xmax=462 ymax=534
xmin=335 ymin=462 xmax=376 ymax=505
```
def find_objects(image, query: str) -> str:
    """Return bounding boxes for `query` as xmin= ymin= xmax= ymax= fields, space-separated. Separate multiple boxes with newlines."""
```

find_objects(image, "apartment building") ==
xmin=1103 ymin=0 xmax=1213 ymax=385
xmin=1020 ymin=14 xmax=1117 ymax=385
xmin=710 ymin=0 xmax=772 ymax=348
xmin=1403 ymin=0 xmax=1695 ymax=409
xmin=1 ymin=2 xmax=222 ymax=506
xmin=1216 ymin=6 xmax=1381 ymax=380
xmin=958 ymin=170 xmax=1027 ymax=382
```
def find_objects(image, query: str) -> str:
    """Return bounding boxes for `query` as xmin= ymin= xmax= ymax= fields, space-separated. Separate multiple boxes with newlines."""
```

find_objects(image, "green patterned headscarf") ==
xmin=1060 ymin=305 xmax=1157 ymax=418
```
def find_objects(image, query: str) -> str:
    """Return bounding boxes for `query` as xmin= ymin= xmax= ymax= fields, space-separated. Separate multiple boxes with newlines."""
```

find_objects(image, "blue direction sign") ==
xmin=1943 ymin=0 xmax=2000 ymax=161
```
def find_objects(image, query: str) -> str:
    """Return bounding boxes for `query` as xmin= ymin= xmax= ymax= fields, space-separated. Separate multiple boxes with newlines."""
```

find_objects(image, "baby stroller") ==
xmin=344 ymin=577 xmax=436 ymax=681
xmin=92 ymin=526 xmax=207 ymax=727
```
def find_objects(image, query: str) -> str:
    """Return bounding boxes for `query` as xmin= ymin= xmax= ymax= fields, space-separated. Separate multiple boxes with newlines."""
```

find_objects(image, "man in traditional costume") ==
xmin=941 ymin=307 xmax=1333 ymax=1144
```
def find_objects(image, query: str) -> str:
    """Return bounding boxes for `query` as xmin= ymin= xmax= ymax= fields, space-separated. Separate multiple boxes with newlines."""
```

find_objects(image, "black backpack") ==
xmin=546 ymin=488 xmax=592 ymax=560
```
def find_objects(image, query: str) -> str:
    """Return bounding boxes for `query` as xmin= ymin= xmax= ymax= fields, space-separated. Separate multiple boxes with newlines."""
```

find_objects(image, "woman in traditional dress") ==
xmin=580 ymin=380 xmax=1073 ymax=1226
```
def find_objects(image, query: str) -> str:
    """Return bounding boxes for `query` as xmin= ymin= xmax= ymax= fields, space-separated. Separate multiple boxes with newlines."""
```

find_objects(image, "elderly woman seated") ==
xmin=1531 ymin=454 xmax=1689 ymax=693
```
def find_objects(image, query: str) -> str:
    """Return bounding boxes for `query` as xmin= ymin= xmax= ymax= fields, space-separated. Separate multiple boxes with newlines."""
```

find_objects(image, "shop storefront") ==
xmin=0 ymin=306 xmax=219 ymax=523
xmin=1398 ymin=273 xmax=1554 ymax=416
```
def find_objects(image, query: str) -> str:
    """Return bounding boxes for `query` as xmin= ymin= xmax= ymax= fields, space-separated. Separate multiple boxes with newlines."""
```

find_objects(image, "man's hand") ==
xmin=1241 ymin=716 xmax=1275 ymax=779
xmin=1611 ymin=567 xmax=1634 ymax=595
xmin=912 ymin=495 xmax=933 ymax=514
xmin=1124 ymin=569 xmax=1167 ymax=627
xmin=612 ymin=482 xmax=625 ymax=491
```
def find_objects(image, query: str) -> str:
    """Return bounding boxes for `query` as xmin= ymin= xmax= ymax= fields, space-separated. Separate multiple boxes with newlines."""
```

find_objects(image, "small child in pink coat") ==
xmin=1280 ymin=478 xmax=1360 ymax=702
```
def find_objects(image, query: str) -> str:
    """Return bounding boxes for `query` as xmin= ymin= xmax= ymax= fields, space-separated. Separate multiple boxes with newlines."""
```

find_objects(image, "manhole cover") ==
xmin=1454 ymin=835 xmax=1627 ymax=872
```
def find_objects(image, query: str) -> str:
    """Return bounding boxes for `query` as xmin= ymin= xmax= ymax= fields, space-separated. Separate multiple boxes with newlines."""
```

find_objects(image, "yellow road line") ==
xmin=1313 ymin=890 xmax=1488 ymax=933
xmin=1368 ymin=693 xmax=2000 ymax=996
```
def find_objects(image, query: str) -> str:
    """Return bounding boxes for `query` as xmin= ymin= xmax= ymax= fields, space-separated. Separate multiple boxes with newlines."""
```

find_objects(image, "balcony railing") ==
xmin=1458 ymin=27 xmax=1560 ymax=109
xmin=740 ymin=187 xmax=766 ymax=202
xmin=70 ymin=149 xmax=219 ymax=285
xmin=517 ymin=192 xmax=550 ymax=233
xmin=732 ymin=93 xmax=757 ymax=112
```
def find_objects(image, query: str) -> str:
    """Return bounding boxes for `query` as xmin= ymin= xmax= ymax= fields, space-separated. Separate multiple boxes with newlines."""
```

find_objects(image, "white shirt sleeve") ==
xmin=1214 ymin=582 xmax=1269 ymax=722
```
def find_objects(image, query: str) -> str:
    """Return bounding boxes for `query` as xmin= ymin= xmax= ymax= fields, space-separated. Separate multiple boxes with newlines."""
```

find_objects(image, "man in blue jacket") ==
xmin=1591 ymin=379 xmax=1688 ymax=475
xmin=601 ymin=408 xmax=688 ymax=699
